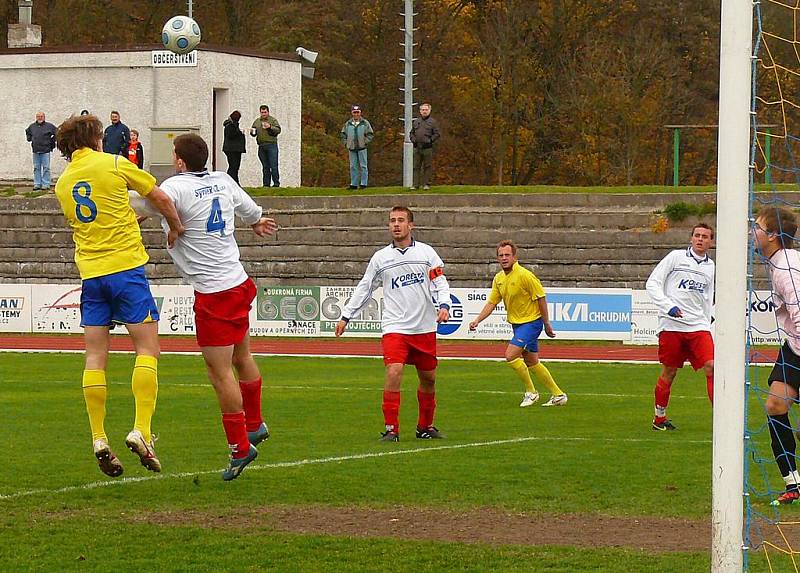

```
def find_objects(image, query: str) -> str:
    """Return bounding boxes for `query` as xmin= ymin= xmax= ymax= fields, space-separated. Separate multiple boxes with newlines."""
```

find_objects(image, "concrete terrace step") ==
xmin=0 ymin=191 xmax=720 ymax=211
xmin=0 ymin=192 xmax=736 ymax=288
xmin=0 ymin=226 xmax=699 ymax=249
xmin=0 ymin=211 xmax=660 ymax=231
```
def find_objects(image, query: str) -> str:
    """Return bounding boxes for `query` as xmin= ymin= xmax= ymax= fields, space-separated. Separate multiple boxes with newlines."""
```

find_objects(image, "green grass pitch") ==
xmin=0 ymin=352 xmax=786 ymax=571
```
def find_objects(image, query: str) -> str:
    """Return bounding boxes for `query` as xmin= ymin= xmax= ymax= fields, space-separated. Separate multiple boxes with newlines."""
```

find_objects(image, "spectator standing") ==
xmin=102 ymin=111 xmax=130 ymax=156
xmin=409 ymin=103 xmax=440 ymax=190
xmin=126 ymin=129 xmax=144 ymax=169
xmin=335 ymin=206 xmax=451 ymax=442
xmin=340 ymin=105 xmax=374 ymax=189
xmin=223 ymin=110 xmax=246 ymax=185
xmin=25 ymin=111 xmax=56 ymax=190
xmin=250 ymin=105 xmax=281 ymax=187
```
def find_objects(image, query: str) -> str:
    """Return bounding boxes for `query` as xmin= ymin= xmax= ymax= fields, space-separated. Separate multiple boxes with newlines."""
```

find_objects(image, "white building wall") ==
xmin=1 ymin=48 xmax=302 ymax=187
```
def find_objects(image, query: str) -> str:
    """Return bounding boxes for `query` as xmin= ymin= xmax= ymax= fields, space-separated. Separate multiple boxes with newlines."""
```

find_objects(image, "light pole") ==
xmin=400 ymin=0 xmax=416 ymax=188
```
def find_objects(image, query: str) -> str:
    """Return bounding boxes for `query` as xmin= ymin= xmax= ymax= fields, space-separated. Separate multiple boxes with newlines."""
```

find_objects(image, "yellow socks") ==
xmin=508 ymin=358 xmax=536 ymax=393
xmin=131 ymin=355 xmax=158 ymax=442
xmin=529 ymin=362 xmax=563 ymax=395
xmin=82 ymin=369 xmax=107 ymax=442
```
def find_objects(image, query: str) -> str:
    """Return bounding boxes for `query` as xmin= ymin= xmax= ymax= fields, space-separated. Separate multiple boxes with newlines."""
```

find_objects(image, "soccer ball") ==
xmin=161 ymin=15 xmax=201 ymax=55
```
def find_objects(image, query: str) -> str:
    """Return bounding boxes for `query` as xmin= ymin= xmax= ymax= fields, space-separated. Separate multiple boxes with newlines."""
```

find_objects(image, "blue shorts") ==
xmin=80 ymin=266 xmax=159 ymax=327
xmin=509 ymin=319 xmax=544 ymax=353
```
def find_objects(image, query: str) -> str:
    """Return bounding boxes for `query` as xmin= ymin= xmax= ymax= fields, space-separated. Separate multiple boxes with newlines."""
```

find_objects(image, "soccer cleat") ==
xmin=520 ymin=392 xmax=540 ymax=407
xmin=542 ymin=394 xmax=568 ymax=407
xmin=125 ymin=429 xmax=162 ymax=473
xmin=652 ymin=419 xmax=678 ymax=431
xmin=771 ymin=489 xmax=800 ymax=506
xmin=423 ymin=185 xmax=431 ymax=190
xmin=416 ymin=426 xmax=445 ymax=439
xmin=247 ymin=422 xmax=270 ymax=447
xmin=93 ymin=439 xmax=124 ymax=477
xmin=379 ymin=429 xmax=400 ymax=442
xmin=222 ymin=445 xmax=258 ymax=481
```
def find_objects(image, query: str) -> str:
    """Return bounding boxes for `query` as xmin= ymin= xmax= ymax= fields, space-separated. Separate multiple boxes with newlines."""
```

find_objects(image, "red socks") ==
xmin=239 ymin=377 xmax=263 ymax=432
xmin=222 ymin=411 xmax=250 ymax=459
xmin=417 ymin=389 xmax=436 ymax=429
xmin=382 ymin=390 xmax=401 ymax=433
xmin=707 ymin=375 xmax=714 ymax=404
xmin=654 ymin=377 xmax=672 ymax=423
xmin=381 ymin=390 xmax=437 ymax=433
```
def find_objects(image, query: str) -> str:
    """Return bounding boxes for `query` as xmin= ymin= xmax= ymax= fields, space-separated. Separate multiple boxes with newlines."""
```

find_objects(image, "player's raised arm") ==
xmin=227 ymin=178 xmax=278 ymax=237
xmin=252 ymin=217 xmax=277 ymax=237
xmin=145 ymin=185 xmax=184 ymax=247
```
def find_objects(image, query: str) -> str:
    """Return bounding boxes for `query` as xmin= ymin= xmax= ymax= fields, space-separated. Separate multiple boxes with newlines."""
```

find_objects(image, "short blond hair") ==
xmin=496 ymin=240 xmax=517 ymax=255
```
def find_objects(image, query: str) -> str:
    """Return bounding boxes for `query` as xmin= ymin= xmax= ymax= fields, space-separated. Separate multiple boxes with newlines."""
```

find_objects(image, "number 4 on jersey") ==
xmin=206 ymin=197 xmax=225 ymax=233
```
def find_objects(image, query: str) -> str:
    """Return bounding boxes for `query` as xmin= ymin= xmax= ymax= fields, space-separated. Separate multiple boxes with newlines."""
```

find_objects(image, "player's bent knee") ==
xmin=766 ymin=395 xmax=791 ymax=416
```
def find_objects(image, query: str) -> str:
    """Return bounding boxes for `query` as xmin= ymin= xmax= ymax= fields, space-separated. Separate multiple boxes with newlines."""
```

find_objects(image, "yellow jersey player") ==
xmin=469 ymin=240 xmax=567 ymax=407
xmin=54 ymin=114 xmax=184 ymax=477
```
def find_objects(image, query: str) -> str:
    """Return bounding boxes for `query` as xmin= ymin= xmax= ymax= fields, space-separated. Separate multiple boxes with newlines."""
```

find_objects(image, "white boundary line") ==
xmin=28 ymin=379 xmax=713 ymax=400
xmin=0 ymin=347 xmax=662 ymax=364
xmin=0 ymin=347 xmax=775 ymax=366
xmin=0 ymin=434 xmax=711 ymax=502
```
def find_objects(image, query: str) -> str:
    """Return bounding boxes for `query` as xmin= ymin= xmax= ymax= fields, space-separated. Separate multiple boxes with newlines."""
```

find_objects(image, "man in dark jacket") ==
xmin=25 ymin=111 xmax=57 ymax=190
xmin=223 ymin=110 xmax=246 ymax=185
xmin=409 ymin=103 xmax=441 ymax=190
xmin=102 ymin=111 xmax=130 ymax=156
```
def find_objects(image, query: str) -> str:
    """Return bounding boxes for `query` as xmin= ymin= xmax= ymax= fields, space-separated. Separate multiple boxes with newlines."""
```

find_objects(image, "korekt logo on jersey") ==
xmin=437 ymin=294 xmax=463 ymax=336
xmin=677 ymin=278 xmax=708 ymax=292
xmin=391 ymin=272 xmax=425 ymax=289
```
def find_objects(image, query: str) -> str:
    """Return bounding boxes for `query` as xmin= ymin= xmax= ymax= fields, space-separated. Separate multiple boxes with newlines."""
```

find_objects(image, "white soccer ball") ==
xmin=162 ymin=15 xmax=201 ymax=55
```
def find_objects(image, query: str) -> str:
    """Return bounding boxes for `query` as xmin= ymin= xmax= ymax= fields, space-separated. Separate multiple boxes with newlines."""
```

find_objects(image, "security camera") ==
xmin=295 ymin=46 xmax=318 ymax=64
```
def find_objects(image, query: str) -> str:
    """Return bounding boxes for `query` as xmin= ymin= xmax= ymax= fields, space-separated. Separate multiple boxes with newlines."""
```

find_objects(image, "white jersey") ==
xmin=646 ymin=247 xmax=715 ymax=333
xmin=342 ymin=239 xmax=451 ymax=335
xmin=133 ymin=170 xmax=262 ymax=294
xmin=766 ymin=248 xmax=800 ymax=356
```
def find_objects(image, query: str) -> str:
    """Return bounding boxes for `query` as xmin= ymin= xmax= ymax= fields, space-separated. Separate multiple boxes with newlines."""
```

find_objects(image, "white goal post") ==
xmin=711 ymin=0 xmax=753 ymax=571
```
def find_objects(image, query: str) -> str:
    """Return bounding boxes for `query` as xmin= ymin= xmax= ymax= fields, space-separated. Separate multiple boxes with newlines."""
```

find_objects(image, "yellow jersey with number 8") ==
xmin=55 ymin=148 xmax=156 ymax=280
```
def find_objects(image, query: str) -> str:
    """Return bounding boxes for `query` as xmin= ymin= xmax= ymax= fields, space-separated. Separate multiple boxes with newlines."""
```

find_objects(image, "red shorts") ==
xmin=382 ymin=332 xmax=438 ymax=371
xmin=658 ymin=330 xmax=714 ymax=370
xmin=193 ymin=278 xmax=256 ymax=347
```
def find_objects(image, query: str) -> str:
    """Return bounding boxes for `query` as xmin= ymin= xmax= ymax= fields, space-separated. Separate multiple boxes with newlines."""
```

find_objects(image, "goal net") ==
xmin=745 ymin=1 xmax=800 ymax=571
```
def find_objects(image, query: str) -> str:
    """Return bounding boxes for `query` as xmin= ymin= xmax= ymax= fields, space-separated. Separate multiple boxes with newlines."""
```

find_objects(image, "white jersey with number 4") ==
xmin=645 ymin=247 xmax=715 ymax=334
xmin=342 ymin=239 xmax=451 ymax=335
xmin=133 ymin=170 xmax=262 ymax=294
